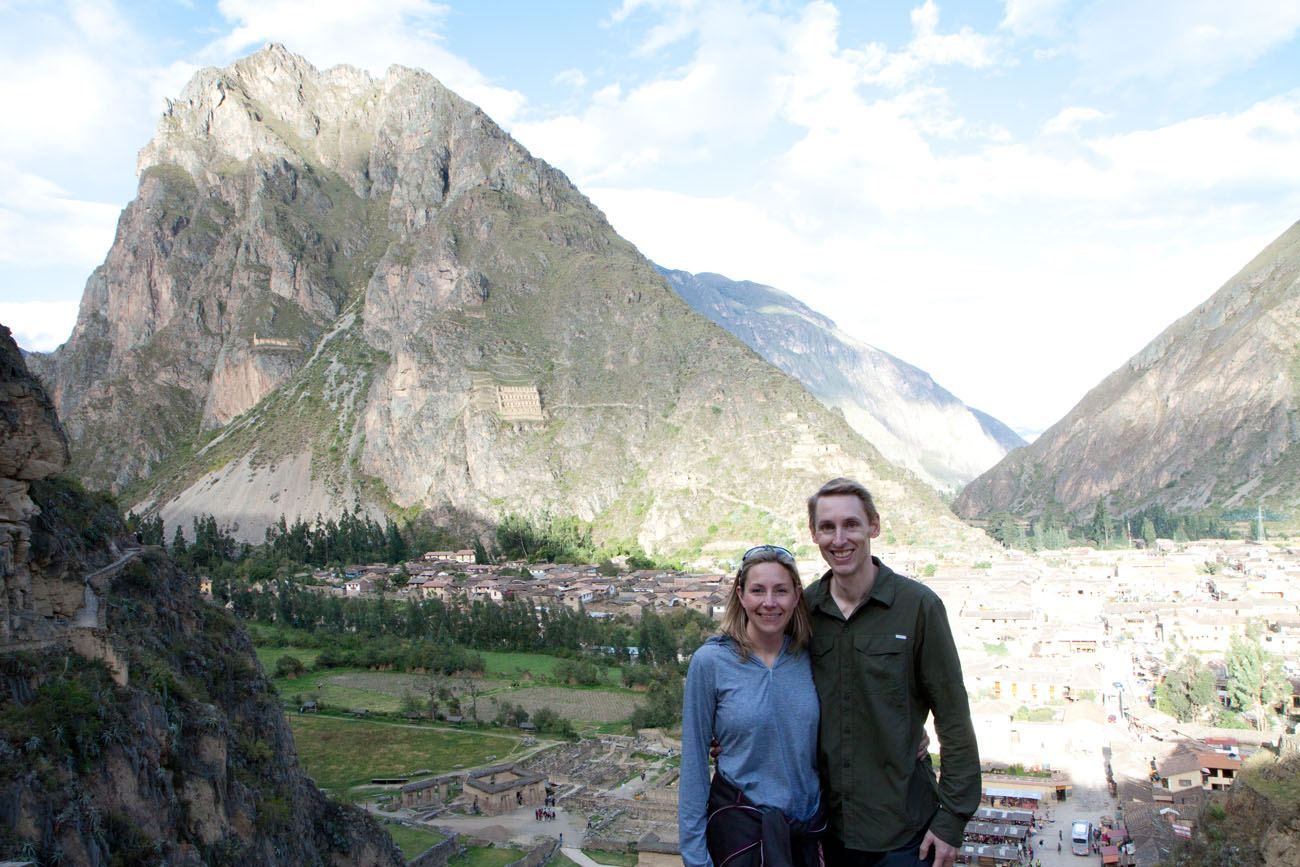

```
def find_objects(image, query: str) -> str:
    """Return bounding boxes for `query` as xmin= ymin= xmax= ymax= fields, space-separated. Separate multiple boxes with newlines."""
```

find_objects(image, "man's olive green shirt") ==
xmin=805 ymin=557 xmax=980 ymax=852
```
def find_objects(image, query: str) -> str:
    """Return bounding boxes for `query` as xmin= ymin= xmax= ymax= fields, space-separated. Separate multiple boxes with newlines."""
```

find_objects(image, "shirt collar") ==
xmin=811 ymin=556 xmax=897 ymax=615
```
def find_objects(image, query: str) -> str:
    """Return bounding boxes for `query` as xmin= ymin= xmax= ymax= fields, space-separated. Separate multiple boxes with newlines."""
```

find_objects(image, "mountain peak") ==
xmin=42 ymin=46 xmax=984 ymax=557
xmin=957 ymin=218 xmax=1300 ymax=521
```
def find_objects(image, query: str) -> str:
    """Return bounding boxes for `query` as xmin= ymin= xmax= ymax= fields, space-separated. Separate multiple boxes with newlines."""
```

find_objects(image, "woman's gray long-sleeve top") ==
xmin=677 ymin=635 xmax=822 ymax=867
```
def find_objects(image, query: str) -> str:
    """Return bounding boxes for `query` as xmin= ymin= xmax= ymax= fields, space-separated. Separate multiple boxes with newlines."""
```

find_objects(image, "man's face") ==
xmin=810 ymin=493 xmax=880 ymax=580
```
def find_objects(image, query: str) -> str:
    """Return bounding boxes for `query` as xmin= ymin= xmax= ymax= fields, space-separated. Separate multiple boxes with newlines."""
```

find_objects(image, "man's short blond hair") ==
xmin=807 ymin=477 xmax=879 ymax=527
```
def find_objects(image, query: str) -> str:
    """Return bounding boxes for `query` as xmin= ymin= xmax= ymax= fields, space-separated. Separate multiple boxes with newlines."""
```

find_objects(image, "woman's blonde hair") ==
xmin=719 ymin=546 xmax=812 ymax=659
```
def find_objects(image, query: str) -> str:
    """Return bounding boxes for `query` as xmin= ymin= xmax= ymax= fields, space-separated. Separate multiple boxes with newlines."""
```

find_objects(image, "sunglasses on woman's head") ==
xmin=741 ymin=545 xmax=794 ymax=562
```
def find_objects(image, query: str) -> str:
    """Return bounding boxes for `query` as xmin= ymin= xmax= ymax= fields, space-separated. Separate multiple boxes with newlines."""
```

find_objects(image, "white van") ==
xmin=1070 ymin=819 xmax=1092 ymax=855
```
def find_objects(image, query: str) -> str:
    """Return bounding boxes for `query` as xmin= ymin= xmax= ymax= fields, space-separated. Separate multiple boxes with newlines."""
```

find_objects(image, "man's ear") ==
xmin=868 ymin=519 xmax=882 ymax=539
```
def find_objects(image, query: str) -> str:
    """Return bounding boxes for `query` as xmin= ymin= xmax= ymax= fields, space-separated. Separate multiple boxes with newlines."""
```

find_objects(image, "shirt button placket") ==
xmin=840 ymin=625 xmax=850 ymax=770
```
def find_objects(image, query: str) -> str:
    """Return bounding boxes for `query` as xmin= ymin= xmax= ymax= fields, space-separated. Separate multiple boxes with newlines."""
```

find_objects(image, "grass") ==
xmin=386 ymin=823 xmax=446 ymax=858
xmin=285 ymin=714 xmax=524 ymax=796
xmin=479 ymin=650 xmax=623 ymax=686
xmin=581 ymin=849 xmax=638 ymax=866
xmin=272 ymin=668 xmax=431 ymax=713
xmin=447 ymin=846 xmax=525 ymax=867
xmin=255 ymin=644 xmax=322 ymax=672
xmin=271 ymin=663 xmax=640 ymax=725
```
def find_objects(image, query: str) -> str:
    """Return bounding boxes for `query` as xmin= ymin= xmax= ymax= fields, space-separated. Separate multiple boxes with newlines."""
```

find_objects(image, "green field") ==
xmin=255 ymin=644 xmax=323 ymax=672
xmin=273 ymin=667 xmax=469 ymax=714
xmin=286 ymin=715 xmax=526 ymax=795
xmin=447 ymin=846 xmax=525 ymax=867
xmin=582 ymin=849 xmax=638 ymax=866
xmin=385 ymin=823 xmax=446 ymax=858
xmin=479 ymin=650 xmax=623 ymax=686
xmin=265 ymin=652 xmax=643 ymax=725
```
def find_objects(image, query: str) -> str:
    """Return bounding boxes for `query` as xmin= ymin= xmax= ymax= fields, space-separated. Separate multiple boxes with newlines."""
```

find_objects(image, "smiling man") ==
xmin=803 ymin=478 xmax=979 ymax=867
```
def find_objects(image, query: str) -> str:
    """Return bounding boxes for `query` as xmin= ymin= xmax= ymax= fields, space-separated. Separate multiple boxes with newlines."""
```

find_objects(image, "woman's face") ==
xmin=739 ymin=560 xmax=799 ymax=641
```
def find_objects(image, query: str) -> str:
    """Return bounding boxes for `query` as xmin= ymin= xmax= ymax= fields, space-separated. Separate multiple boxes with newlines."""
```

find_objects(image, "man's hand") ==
xmin=917 ymin=732 xmax=931 ymax=760
xmin=918 ymin=830 xmax=957 ymax=867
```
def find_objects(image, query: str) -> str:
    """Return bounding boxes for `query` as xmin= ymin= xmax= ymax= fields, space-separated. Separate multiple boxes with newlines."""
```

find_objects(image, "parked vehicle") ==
xmin=1071 ymin=820 xmax=1092 ymax=855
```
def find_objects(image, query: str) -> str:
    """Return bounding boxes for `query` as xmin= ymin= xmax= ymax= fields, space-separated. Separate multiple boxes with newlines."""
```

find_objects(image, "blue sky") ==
xmin=3 ymin=1 xmax=1300 ymax=438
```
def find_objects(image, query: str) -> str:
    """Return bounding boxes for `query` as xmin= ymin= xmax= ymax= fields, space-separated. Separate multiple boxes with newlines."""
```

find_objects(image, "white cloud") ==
xmin=0 ymin=301 xmax=81 ymax=353
xmin=1042 ymin=106 xmax=1106 ymax=135
xmin=1000 ymin=0 xmax=1068 ymax=39
xmin=210 ymin=0 xmax=528 ymax=123
xmin=0 ymin=164 xmax=121 ymax=269
xmin=862 ymin=0 xmax=1001 ymax=89
xmin=553 ymin=68 xmax=587 ymax=88
xmin=514 ymin=0 xmax=795 ymax=184
xmin=1072 ymin=0 xmax=1300 ymax=87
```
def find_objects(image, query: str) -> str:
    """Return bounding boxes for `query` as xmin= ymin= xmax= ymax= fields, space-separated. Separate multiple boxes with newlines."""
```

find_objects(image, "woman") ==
xmin=678 ymin=545 xmax=825 ymax=867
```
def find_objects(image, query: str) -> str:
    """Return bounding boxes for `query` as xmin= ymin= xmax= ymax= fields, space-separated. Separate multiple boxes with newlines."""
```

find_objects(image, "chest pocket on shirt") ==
xmin=853 ymin=634 xmax=908 ymax=696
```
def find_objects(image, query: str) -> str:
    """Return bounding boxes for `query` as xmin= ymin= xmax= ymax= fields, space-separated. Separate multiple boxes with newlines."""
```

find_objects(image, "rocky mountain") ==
xmin=955 ymin=220 xmax=1300 ymax=522
xmin=29 ymin=45 xmax=986 ymax=558
xmin=658 ymin=267 xmax=1024 ymax=492
xmin=0 ymin=324 xmax=401 ymax=865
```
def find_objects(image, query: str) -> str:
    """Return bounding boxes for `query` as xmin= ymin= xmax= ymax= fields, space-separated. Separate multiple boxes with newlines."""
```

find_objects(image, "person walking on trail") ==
xmin=803 ymin=478 xmax=981 ymax=867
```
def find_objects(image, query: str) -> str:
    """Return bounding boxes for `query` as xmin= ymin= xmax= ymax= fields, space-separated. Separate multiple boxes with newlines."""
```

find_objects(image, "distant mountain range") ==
xmin=27 ymin=45 xmax=987 ymax=559
xmin=658 ymin=267 xmax=1024 ymax=492
xmin=957 ymin=220 xmax=1300 ymax=523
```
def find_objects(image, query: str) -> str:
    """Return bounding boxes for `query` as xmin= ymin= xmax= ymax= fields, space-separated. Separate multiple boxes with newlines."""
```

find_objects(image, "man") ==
xmin=803 ymin=478 xmax=980 ymax=867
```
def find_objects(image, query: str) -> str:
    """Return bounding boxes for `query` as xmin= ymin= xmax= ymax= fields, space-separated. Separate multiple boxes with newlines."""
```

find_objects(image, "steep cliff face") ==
xmin=956 ymin=220 xmax=1300 ymax=520
xmin=2 ymin=324 xmax=401 ymax=865
xmin=658 ymin=267 xmax=1024 ymax=493
xmin=38 ymin=45 xmax=983 ymax=555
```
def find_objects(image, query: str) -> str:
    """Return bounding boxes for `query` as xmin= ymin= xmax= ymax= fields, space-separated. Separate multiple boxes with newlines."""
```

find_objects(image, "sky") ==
xmin=4 ymin=1 xmax=1300 ymax=439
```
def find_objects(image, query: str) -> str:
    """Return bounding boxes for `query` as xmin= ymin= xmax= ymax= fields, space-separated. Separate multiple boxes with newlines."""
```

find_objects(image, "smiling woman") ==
xmin=677 ymin=545 xmax=825 ymax=867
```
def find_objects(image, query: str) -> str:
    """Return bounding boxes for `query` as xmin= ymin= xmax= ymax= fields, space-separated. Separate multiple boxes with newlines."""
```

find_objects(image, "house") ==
xmin=399 ymin=774 xmax=457 ymax=808
xmin=1155 ymin=751 xmax=1204 ymax=799
xmin=344 ymin=577 xmax=376 ymax=597
xmin=468 ymin=579 xmax=504 ymax=603
xmin=423 ymin=549 xmax=476 ymax=564
xmin=1196 ymin=750 xmax=1241 ymax=791
xmin=419 ymin=576 xmax=456 ymax=600
xmin=463 ymin=763 xmax=546 ymax=815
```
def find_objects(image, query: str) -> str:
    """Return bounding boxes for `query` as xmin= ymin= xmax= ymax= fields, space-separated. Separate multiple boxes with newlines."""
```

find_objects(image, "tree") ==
xmin=1155 ymin=655 xmax=1215 ymax=722
xmin=630 ymin=670 xmax=684 ymax=729
xmin=1226 ymin=632 xmax=1288 ymax=730
xmin=274 ymin=654 xmax=306 ymax=679
xmin=1141 ymin=518 xmax=1157 ymax=548
xmin=1088 ymin=499 xmax=1112 ymax=547
xmin=171 ymin=523 xmax=188 ymax=556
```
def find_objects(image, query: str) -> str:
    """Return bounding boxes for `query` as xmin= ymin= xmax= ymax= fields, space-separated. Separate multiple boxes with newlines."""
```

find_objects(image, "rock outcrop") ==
xmin=33 ymin=45 xmax=984 ymax=556
xmin=659 ymin=266 xmax=1023 ymax=492
xmin=0 ymin=324 xmax=73 ymax=645
xmin=956 ymin=220 xmax=1300 ymax=521
xmin=2 ymin=323 xmax=401 ymax=864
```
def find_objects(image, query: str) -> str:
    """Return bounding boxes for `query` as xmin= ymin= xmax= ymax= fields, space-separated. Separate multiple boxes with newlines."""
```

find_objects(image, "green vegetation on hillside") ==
xmin=1163 ymin=751 xmax=1300 ymax=866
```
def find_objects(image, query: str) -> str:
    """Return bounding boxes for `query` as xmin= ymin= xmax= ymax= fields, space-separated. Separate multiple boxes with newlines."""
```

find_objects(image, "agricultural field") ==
xmin=285 ymin=714 xmax=527 ymax=796
xmin=447 ymin=846 xmax=525 ymax=867
xmin=255 ymin=644 xmax=322 ymax=672
xmin=479 ymin=650 xmax=623 ymax=686
xmin=487 ymin=687 xmax=640 ymax=723
xmin=272 ymin=668 xmax=441 ymax=713
xmin=384 ymin=823 xmax=446 ymax=859
xmin=264 ymin=648 xmax=644 ymax=725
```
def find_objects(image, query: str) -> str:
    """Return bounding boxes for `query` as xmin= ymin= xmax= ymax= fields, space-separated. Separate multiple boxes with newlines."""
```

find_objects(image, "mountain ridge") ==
xmin=33 ymin=45 xmax=987 ymax=559
xmin=658 ymin=266 xmax=1024 ymax=493
xmin=956 ymin=218 xmax=1300 ymax=521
